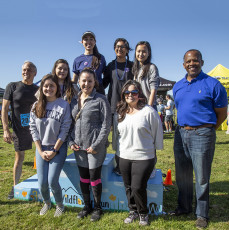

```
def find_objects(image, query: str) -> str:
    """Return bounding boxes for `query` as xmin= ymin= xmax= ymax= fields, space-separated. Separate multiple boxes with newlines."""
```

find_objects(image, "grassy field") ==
xmin=0 ymin=126 xmax=229 ymax=230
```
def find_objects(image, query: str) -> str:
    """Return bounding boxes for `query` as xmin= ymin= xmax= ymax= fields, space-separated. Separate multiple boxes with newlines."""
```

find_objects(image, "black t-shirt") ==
xmin=3 ymin=81 xmax=38 ymax=134
xmin=103 ymin=60 xmax=134 ymax=113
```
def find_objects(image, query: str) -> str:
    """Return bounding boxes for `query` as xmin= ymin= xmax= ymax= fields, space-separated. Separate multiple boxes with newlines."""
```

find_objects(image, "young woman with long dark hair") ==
xmin=116 ymin=80 xmax=163 ymax=226
xmin=132 ymin=41 xmax=160 ymax=110
xmin=30 ymin=74 xmax=72 ymax=217
xmin=72 ymin=31 xmax=106 ymax=94
xmin=52 ymin=59 xmax=78 ymax=103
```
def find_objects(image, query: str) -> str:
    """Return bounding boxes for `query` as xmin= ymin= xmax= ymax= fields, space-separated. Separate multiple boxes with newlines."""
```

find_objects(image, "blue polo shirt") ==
xmin=173 ymin=71 xmax=227 ymax=126
xmin=72 ymin=54 xmax=106 ymax=84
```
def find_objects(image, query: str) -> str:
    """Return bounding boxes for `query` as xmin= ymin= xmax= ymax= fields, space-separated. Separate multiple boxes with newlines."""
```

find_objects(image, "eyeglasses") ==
xmin=124 ymin=90 xmax=139 ymax=96
xmin=116 ymin=45 xmax=126 ymax=49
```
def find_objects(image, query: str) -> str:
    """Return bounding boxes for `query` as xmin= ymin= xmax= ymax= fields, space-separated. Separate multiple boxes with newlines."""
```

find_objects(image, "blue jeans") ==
xmin=174 ymin=126 xmax=216 ymax=219
xmin=36 ymin=142 xmax=67 ymax=205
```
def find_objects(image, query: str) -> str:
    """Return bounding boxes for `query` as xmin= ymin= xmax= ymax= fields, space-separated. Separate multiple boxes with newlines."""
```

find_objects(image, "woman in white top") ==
xmin=117 ymin=80 xmax=163 ymax=226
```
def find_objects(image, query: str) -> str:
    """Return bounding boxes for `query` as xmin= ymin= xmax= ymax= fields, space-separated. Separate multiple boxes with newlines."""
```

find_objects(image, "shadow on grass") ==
xmin=24 ymin=161 xmax=34 ymax=167
xmin=0 ymin=199 xmax=32 ymax=205
xmin=215 ymin=141 xmax=229 ymax=145
xmin=163 ymin=135 xmax=174 ymax=140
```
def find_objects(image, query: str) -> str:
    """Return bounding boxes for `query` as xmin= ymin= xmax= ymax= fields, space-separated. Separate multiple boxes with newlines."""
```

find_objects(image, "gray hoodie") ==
xmin=30 ymin=98 xmax=72 ymax=146
xmin=69 ymin=89 xmax=111 ymax=153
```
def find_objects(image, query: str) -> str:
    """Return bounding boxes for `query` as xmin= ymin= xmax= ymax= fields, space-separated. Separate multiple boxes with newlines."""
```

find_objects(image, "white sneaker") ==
xmin=139 ymin=214 xmax=149 ymax=226
xmin=226 ymin=131 xmax=229 ymax=134
xmin=54 ymin=205 xmax=65 ymax=217
xmin=40 ymin=203 xmax=51 ymax=215
xmin=124 ymin=211 xmax=139 ymax=224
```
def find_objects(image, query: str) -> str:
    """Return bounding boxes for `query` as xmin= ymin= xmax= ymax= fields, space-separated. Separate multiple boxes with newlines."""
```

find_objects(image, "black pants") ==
xmin=119 ymin=157 xmax=155 ymax=214
xmin=78 ymin=165 xmax=102 ymax=208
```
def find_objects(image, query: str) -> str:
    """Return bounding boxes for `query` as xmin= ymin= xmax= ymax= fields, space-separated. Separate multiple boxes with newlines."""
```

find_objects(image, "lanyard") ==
xmin=115 ymin=59 xmax=127 ymax=81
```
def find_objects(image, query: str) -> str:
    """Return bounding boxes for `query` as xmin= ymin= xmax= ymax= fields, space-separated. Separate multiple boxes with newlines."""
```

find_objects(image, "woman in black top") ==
xmin=103 ymin=38 xmax=133 ymax=175
xmin=103 ymin=38 xmax=133 ymax=114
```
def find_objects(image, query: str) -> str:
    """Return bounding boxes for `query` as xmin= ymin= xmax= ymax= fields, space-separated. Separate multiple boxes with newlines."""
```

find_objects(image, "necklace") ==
xmin=84 ymin=54 xmax=92 ymax=66
xmin=115 ymin=59 xmax=128 ymax=81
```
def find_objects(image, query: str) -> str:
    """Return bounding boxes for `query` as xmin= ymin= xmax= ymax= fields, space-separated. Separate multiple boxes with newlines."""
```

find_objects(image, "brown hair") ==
xmin=32 ymin=74 xmax=61 ymax=118
xmin=117 ymin=80 xmax=147 ymax=122
xmin=79 ymin=68 xmax=99 ymax=91
xmin=52 ymin=59 xmax=77 ymax=103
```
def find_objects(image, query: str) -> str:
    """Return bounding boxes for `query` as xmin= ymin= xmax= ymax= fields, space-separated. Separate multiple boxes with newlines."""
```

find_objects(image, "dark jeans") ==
xmin=174 ymin=126 xmax=216 ymax=219
xmin=119 ymin=157 xmax=155 ymax=214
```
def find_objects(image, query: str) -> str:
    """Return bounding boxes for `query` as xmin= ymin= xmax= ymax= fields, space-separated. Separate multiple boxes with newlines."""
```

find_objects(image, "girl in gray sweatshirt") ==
xmin=30 ymin=74 xmax=72 ymax=217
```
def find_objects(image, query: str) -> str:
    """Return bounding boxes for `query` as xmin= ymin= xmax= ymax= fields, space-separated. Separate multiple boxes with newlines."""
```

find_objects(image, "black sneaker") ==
xmin=196 ymin=217 xmax=208 ymax=229
xmin=113 ymin=167 xmax=121 ymax=176
xmin=90 ymin=207 xmax=103 ymax=222
xmin=8 ymin=187 xmax=14 ymax=200
xmin=77 ymin=205 xmax=92 ymax=219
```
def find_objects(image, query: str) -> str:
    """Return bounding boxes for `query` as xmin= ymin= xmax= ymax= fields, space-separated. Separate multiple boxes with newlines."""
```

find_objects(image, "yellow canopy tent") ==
xmin=208 ymin=64 xmax=229 ymax=130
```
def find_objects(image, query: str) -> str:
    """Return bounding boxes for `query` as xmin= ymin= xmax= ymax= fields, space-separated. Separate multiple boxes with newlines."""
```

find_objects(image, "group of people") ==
xmin=2 ymin=30 xmax=228 ymax=228
xmin=157 ymin=94 xmax=175 ymax=133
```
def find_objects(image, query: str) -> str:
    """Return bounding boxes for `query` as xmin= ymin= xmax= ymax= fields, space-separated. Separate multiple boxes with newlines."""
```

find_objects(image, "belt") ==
xmin=180 ymin=124 xmax=214 ymax=130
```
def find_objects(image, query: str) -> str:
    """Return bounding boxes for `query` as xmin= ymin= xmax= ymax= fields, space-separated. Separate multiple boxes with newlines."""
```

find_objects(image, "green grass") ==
xmin=0 ymin=126 xmax=229 ymax=229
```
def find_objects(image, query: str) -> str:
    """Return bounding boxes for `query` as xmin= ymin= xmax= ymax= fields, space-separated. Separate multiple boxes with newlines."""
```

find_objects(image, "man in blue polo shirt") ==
xmin=171 ymin=49 xmax=227 ymax=229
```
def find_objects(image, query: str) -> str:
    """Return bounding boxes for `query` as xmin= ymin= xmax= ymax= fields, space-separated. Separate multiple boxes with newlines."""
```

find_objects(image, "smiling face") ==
xmin=79 ymin=72 xmax=95 ymax=95
xmin=115 ymin=41 xmax=128 ymax=60
xmin=42 ymin=79 xmax=57 ymax=101
xmin=124 ymin=84 xmax=139 ymax=106
xmin=22 ymin=63 xmax=36 ymax=85
xmin=82 ymin=35 xmax=96 ymax=52
xmin=136 ymin=44 xmax=149 ymax=65
xmin=55 ymin=63 xmax=68 ymax=84
xmin=183 ymin=51 xmax=204 ymax=80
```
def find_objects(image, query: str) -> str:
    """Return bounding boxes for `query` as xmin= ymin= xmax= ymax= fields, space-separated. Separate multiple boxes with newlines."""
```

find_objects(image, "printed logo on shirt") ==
xmin=44 ymin=109 xmax=63 ymax=122
xmin=20 ymin=113 xmax=30 ymax=127
xmin=199 ymin=90 xmax=201 ymax=93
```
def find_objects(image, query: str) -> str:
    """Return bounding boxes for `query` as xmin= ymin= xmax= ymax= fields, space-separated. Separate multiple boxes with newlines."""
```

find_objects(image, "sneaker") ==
xmin=196 ymin=217 xmax=208 ymax=229
xmin=169 ymin=129 xmax=172 ymax=133
xmin=124 ymin=211 xmax=139 ymax=224
xmin=164 ymin=130 xmax=169 ymax=133
xmin=54 ymin=205 xmax=65 ymax=217
xmin=139 ymin=214 xmax=149 ymax=226
xmin=90 ymin=207 xmax=103 ymax=222
xmin=40 ymin=203 xmax=51 ymax=215
xmin=8 ymin=186 xmax=14 ymax=200
xmin=77 ymin=205 xmax=92 ymax=219
xmin=113 ymin=167 xmax=121 ymax=176
xmin=226 ymin=131 xmax=229 ymax=135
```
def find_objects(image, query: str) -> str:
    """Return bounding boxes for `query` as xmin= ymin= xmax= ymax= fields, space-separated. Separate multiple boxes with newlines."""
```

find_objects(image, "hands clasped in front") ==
xmin=40 ymin=151 xmax=56 ymax=161
xmin=70 ymin=144 xmax=97 ymax=154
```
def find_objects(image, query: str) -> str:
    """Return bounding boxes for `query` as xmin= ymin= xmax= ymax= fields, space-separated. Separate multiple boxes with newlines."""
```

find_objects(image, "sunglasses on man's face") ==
xmin=124 ymin=90 xmax=139 ymax=96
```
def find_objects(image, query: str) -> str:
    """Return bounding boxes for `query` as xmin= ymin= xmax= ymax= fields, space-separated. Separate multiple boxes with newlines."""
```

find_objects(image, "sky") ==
xmin=0 ymin=0 xmax=229 ymax=90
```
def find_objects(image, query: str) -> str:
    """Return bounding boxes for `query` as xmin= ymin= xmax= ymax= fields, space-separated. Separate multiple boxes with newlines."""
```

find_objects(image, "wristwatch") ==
xmin=53 ymin=149 xmax=59 ymax=154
